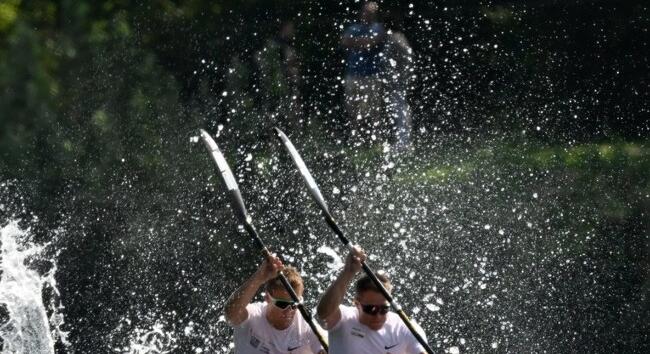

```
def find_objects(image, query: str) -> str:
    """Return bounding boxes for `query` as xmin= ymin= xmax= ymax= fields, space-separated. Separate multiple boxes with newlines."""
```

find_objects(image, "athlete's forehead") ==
xmin=268 ymin=287 xmax=302 ymax=299
xmin=356 ymin=289 xmax=387 ymax=304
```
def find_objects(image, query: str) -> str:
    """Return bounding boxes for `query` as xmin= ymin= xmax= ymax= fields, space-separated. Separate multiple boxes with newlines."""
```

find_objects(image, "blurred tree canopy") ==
xmin=0 ymin=0 xmax=646 ymax=269
xmin=0 ymin=1 xmax=647 ymax=352
xmin=1 ymin=0 xmax=646 ymax=171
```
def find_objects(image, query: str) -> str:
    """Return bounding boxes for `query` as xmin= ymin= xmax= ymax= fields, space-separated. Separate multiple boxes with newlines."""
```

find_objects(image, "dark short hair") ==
xmin=354 ymin=272 xmax=392 ymax=296
xmin=265 ymin=266 xmax=303 ymax=295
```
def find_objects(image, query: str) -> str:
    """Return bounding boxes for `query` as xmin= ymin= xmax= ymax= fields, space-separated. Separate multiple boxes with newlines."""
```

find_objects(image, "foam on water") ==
xmin=114 ymin=320 xmax=177 ymax=354
xmin=0 ymin=220 xmax=68 ymax=353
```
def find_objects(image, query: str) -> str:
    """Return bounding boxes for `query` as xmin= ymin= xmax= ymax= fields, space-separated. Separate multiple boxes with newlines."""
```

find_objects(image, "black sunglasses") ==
xmin=270 ymin=295 xmax=299 ymax=310
xmin=360 ymin=304 xmax=390 ymax=315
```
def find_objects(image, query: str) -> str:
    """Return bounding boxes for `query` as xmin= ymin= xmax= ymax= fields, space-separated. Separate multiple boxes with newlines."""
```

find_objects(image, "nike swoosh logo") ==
xmin=288 ymin=345 xmax=302 ymax=351
xmin=385 ymin=343 xmax=399 ymax=349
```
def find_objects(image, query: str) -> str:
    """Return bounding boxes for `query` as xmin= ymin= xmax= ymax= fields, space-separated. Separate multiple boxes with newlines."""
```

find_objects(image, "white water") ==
xmin=0 ymin=221 xmax=68 ymax=354
xmin=121 ymin=323 xmax=177 ymax=353
xmin=0 ymin=220 xmax=198 ymax=354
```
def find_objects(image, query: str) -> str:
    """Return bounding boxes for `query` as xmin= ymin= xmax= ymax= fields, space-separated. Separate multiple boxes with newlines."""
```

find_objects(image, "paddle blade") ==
xmin=273 ymin=127 xmax=330 ymax=213
xmin=199 ymin=129 xmax=250 ymax=223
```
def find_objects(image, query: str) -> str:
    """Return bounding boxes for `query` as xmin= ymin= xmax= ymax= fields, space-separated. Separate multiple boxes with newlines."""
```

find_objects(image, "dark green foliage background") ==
xmin=0 ymin=0 xmax=647 ymax=352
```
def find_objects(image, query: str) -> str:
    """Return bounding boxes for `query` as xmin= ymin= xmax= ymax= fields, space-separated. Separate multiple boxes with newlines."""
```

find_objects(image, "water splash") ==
xmin=0 ymin=220 xmax=69 ymax=353
xmin=114 ymin=320 xmax=178 ymax=354
xmin=316 ymin=245 xmax=343 ymax=271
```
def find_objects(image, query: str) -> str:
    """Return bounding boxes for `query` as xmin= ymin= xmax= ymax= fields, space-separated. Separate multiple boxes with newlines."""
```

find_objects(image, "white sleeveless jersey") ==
xmin=233 ymin=302 xmax=324 ymax=354
xmin=327 ymin=305 xmax=426 ymax=354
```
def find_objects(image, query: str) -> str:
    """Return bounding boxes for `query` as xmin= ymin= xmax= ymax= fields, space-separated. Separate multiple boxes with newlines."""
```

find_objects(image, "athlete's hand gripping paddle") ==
xmin=273 ymin=127 xmax=433 ymax=354
xmin=199 ymin=129 xmax=328 ymax=351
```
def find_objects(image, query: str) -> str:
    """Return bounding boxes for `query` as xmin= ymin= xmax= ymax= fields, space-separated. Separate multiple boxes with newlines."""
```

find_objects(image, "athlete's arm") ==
xmin=316 ymin=246 xmax=366 ymax=329
xmin=224 ymin=255 xmax=283 ymax=326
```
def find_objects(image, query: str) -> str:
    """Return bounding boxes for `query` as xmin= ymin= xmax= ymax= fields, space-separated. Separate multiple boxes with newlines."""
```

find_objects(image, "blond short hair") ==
xmin=265 ymin=266 xmax=304 ymax=295
xmin=354 ymin=272 xmax=392 ymax=297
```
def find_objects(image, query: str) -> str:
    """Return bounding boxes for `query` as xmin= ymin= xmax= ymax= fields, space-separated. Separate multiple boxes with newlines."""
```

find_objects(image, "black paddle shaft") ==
xmin=244 ymin=222 xmax=329 ymax=352
xmin=273 ymin=127 xmax=433 ymax=353
xmin=323 ymin=211 xmax=433 ymax=354
xmin=199 ymin=129 xmax=328 ymax=351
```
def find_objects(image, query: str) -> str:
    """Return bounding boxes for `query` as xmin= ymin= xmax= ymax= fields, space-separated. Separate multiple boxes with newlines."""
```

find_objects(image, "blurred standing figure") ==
xmin=256 ymin=21 xmax=302 ymax=132
xmin=383 ymin=25 xmax=414 ymax=153
xmin=341 ymin=2 xmax=386 ymax=149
